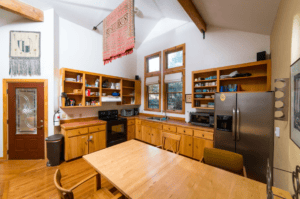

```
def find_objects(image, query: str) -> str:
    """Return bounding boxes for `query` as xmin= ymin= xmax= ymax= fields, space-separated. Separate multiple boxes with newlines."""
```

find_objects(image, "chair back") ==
xmin=54 ymin=169 xmax=74 ymax=199
xmin=161 ymin=132 xmax=181 ymax=154
xmin=203 ymin=148 xmax=244 ymax=175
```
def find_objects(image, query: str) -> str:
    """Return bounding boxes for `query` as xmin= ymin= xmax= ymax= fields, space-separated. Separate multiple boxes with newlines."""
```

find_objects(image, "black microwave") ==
xmin=190 ymin=112 xmax=214 ymax=127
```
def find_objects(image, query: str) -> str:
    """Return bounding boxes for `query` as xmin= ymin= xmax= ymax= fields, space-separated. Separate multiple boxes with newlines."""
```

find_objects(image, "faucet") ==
xmin=164 ymin=110 xmax=169 ymax=120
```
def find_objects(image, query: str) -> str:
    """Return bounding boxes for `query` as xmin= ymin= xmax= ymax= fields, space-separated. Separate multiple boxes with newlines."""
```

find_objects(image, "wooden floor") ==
xmin=0 ymin=158 xmax=115 ymax=199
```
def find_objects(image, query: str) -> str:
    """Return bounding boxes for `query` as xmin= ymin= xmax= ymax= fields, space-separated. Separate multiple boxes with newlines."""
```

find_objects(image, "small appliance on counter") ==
xmin=189 ymin=112 xmax=214 ymax=127
xmin=134 ymin=108 xmax=139 ymax=115
xmin=121 ymin=109 xmax=134 ymax=117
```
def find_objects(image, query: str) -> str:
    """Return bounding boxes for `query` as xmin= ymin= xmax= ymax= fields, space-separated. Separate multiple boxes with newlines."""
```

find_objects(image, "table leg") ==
xmin=95 ymin=173 xmax=101 ymax=190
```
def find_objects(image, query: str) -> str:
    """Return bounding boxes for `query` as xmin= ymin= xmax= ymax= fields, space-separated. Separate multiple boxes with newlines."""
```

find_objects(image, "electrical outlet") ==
xmin=79 ymin=114 xmax=82 ymax=118
xmin=62 ymin=113 xmax=67 ymax=119
xmin=69 ymin=114 xmax=74 ymax=118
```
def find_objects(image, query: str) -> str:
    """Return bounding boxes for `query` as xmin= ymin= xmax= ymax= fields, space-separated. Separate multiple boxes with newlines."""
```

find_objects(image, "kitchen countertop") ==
xmin=61 ymin=120 xmax=107 ymax=130
xmin=123 ymin=115 xmax=214 ymax=131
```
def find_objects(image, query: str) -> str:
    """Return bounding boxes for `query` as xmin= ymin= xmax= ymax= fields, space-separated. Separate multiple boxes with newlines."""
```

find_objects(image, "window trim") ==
xmin=144 ymin=51 xmax=162 ymax=112
xmin=163 ymin=44 xmax=186 ymax=114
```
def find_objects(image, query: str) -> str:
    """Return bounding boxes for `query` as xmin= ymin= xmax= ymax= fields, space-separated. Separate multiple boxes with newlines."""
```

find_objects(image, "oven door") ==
xmin=190 ymin=113 xmax=210 ymax=126
xmin=106 ymin=120 xmax=127 ymax=147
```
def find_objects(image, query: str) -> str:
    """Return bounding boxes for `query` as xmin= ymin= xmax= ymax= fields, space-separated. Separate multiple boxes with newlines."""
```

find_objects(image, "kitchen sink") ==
xmin=147 ymin=117 xmax=168 ymax=121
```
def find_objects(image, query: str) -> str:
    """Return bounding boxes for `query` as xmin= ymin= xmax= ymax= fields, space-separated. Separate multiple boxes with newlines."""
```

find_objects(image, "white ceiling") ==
xmin=0 ymin=0 xmax=281 ymax=47
xmin=192 ymin=0 xmax=281 ymax=35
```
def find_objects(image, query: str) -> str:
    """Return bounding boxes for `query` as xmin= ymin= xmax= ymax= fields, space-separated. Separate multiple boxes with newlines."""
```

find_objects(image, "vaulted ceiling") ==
xmin=0 ymin=0 xmax=281 ymax=48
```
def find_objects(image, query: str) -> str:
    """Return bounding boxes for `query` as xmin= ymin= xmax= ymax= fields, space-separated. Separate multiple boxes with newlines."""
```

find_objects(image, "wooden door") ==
xmin=89 ymin=131 xmax=106 ymax=153
xmin=151 ymin=128 xmax=162 ymax=146
xmin=193 ymin=137 xmax=213 ymax=160
xmin=141 ymin=126 xmax=151 ymax=143
xmin=179 ymin=134 xmax=193 ymax=157
xmin=136 ymin=125 xmax=142 ymax=140
xmin=67 ymin=135 xmax=88 ymax=160
xmin=127 ymin=125 xmax=135 ymax=141
xmin=8 ymin=83 xmax=45 ymax=159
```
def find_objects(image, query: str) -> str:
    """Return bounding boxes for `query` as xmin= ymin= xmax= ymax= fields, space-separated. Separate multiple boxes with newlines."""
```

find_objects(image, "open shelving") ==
xmin=191 ymin=60 xmax=271 ymax=109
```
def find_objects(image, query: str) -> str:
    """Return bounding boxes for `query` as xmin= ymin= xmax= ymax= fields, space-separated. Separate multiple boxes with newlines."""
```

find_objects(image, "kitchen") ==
xmin=0 ymin=0 xmax=299 ymax=198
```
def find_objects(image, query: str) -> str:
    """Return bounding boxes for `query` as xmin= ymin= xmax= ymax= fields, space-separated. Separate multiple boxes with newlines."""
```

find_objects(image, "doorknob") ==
xmin=37 ymin=125 xmax=44 ymax=129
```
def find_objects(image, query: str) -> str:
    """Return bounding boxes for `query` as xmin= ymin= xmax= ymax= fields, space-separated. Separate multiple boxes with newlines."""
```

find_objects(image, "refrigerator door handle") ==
xmin=237 ymin=109 xmax=240 ymax=141
xmin=232 ymin=108 xmax=236 ymax=140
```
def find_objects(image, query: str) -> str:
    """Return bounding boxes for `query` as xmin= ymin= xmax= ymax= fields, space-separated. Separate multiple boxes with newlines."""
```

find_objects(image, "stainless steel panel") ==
xmin=214 ymin=93 xmax=237 ymax=152
xmin=236 ymin=92 xmax=274 ymax=184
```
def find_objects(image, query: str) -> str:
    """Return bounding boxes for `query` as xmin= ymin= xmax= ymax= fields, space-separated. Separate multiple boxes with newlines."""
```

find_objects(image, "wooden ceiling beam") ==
xmin=0 ymin=0 xmax=44 ymax=22
xmin=178 ymin=0 xmax=206 ymax=32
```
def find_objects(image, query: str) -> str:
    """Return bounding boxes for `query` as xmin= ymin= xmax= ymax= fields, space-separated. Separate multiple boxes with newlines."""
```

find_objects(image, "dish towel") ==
xmin=103 ymin=0 xmax=135 ymax=65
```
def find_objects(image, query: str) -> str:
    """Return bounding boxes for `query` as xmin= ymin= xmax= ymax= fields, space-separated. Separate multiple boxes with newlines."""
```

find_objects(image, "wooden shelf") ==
xmin=102 ymin=88 xmax=121 ymax=91
xmin=219 ymin=75 xmax=267 ymax=81
xmin=122 ymin=104 xmax=136 ymax=105
xmin=67 ymin=93 xmax=83 ymax=96
xmin=85 ymin=96 xmax=99 ymax=98
xmin=85 ymin=87 xmax=99 ymax=89
xmin=194 ymin=79 xmax=217 ymax=83
xmin=194 ymin=86 xmax=217 ymax=88
xmin=194 ymin=92 xmax=215 ymax=95
xmin=123 ymin=86 xmax=134 ymax=89
xmin=195 ymin=107 xmax=215 ymax=110
xmin=220 ymin=91 xmax=267 ymax=93
xmin=65 ymin=81 xmax=83 ymax=84
xmin=123 ymin=95 xmax=135 ymax=97
xmin=194 ymin=98 xmax=214 ymax=101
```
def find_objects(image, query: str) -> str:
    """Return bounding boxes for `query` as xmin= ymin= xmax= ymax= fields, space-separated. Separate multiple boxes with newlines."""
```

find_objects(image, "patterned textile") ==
xmin=9 ymin=31 xmax=41 ymax=76
xmin=103 ymin=0 xmax=135 ymax=65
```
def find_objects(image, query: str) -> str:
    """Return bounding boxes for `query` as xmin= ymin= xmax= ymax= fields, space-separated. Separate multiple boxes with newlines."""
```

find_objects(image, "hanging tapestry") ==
xmin=9 ymin=31 xmax=41 ymax=76
xmin=103 ymin=0 xmax=135 ymax=65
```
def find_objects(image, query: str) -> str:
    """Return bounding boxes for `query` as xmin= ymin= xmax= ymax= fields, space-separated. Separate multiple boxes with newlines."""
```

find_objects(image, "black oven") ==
xmin=190 ymin=112 xmax=214 ymax=127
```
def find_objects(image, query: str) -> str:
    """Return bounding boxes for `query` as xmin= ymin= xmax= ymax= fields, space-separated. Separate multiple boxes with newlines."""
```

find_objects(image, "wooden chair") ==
xmin=157 ymin=132 xmax=181 ymax=154
xmin=200 ymin=147 xmax=247 ymax=177
xmin=54 ymin=169 xmax=123 ymax=199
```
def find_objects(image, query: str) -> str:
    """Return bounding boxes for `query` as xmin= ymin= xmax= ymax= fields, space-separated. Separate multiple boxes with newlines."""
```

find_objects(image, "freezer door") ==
xmin=236 ymin=92 xmax=274 ymax=184
xmin=214 ymin=93 xmax=237 ymax=153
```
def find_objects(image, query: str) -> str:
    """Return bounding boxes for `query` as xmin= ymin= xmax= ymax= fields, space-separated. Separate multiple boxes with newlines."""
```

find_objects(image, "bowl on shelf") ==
xmin=205 ymin=96 xmax=211 ymax=99
xmin=195 ymin=94 xmax=204 ymax=98
xmin=201 ymin=104 xmax=208 ymax=108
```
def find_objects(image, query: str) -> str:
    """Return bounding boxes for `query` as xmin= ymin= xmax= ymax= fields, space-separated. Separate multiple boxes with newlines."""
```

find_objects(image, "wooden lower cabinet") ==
xmin=136 ymin=125 xmax=142 ymax=140
xmin=163 ymin=131 xmax=178 ymax=151
xmin=193 ymin=137 xmax=214 ymax=160
xmin=67 ymin=135 xmax=89 ymax=161
xmin=142 ymin=126 xmax=151 ymax=143
xmin=88 ymin=131 xmax=106 ymax=153
xmin=150 ymin=128 xmax=162 ymax=146
xmin=127 ymin=125 xmax=135 ymax=140
xmin=179 ymin=134 xmax=193 ymax=158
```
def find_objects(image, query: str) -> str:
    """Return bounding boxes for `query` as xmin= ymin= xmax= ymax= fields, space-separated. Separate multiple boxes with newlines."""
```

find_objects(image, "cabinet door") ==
xmin=127 ymin=125 xmax=135 ymax=140
xmin=89 ymin=131 xmax=106 ymax=154
xmin=136 ymin=125 xmax=142 ymax=140
xmin=179 ymin=134 xmax=193 ymax=157
xmin=163 ymin=131 xmax=178 ymax=152
xmin=151 ymin=128 xmax=162 ymax=146
xmin=142 ymin=126 xmax=151 ymax=143
xmin=193 ymin=137 xmax=213 ymax=160
xmin=67 ymin=135 xmax=88 ymax=160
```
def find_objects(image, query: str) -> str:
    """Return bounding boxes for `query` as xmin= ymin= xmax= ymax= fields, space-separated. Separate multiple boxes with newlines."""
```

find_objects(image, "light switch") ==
xmin=275 ymin=127 xmax=280 ymax=137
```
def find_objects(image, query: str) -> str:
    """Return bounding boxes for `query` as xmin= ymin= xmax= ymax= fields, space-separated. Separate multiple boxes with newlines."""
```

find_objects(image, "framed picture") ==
xmin=291 ymin=57 xmax=300 ymax=148
xmin=185 ymin=94 xmax=192 ymax=103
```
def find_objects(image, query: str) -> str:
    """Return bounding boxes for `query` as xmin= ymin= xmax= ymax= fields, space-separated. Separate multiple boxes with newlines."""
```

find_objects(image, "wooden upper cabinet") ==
xmin=88 ymin=131 xmax=106 ymax=154
xmin=179 ymin=134 xmax=193 ymax=158
xmin=193 ymin=137 xmax=213 ymax=160
xmin=135 ymin=80 xmax=142 ymax=105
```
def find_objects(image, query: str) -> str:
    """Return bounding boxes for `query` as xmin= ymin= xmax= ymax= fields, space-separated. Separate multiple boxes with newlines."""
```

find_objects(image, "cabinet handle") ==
xmin=202 ymin=134 xmax=204 ymax=137
xmin=183 ymin=130 xmax=185 ymax=133
xmin=189 ymin=144 xmax=191 ymax=146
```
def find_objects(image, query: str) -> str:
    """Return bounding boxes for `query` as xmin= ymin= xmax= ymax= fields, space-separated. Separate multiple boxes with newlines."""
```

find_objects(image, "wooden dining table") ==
xmin=83 ymin=140 xmax=292 ymax=199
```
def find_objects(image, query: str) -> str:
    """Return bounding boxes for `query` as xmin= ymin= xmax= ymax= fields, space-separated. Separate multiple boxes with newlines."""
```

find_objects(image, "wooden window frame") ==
xmin=144 ymin=52 xmax=162 ymax=112
xmin=163 ymin=44 xmax=186 ymax=114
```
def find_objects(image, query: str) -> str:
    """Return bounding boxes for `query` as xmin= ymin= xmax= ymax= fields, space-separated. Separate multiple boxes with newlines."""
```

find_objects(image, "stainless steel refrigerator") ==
xmin=214 ymin=92 xmax=274 ymax=184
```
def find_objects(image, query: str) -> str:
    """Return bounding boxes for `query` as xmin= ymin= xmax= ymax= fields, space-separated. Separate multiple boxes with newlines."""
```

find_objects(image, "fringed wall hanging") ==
xmin=9 ymin=31 xmax=41 ymax=76
xmin=103 ymin=0 xmax=135 ymax=65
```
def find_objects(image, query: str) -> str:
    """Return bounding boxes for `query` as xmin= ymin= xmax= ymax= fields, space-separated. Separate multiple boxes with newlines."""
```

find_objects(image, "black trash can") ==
xmin=45 ymin=134 xmax=64 ymax=167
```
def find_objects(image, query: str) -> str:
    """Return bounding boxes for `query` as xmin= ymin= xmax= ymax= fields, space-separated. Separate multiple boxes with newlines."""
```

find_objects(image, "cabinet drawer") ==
xmin=194 ymin=130 xmax=214 ymax=140
xmin=128 ymin=120 xmax=135 ymax=126
xmin=142 ymin=121 xmax=163 ymax=129
xmin=163 ymin=125 xmax=177 ymax=133
xmin=89 ymin=125 xmax=106 ymax=133
xmin=136 ymin=119 xmax=142 ymax=125
xmin=177 ymin=127 xmax=193 ymax=136
xmin=67 ymin=127 xmax=88 ymax=138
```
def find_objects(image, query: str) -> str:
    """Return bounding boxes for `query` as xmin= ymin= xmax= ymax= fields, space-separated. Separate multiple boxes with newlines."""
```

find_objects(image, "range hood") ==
xmin=101 ymin=97 xmax=121 ymax=102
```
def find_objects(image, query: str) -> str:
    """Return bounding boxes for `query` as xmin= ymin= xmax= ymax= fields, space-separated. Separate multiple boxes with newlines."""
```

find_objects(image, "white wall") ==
xmin=58 ymin=17 xmax=138 ymax=120
xmin=137 ymin=23 xmax=271 ymax=121
xmin=0 ymin=9 xmax=55 ymax=157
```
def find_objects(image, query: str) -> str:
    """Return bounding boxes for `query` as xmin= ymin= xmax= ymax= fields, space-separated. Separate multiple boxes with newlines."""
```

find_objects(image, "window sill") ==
xmin=144 ymin=109 xmax=161 ymax=112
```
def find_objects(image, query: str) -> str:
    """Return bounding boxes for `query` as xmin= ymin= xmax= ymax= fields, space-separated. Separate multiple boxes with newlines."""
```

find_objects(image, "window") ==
xmin=144 ymin=52 xmax=161 ymax=111
xmin=163 ymin=44 xmax=185 ymax=114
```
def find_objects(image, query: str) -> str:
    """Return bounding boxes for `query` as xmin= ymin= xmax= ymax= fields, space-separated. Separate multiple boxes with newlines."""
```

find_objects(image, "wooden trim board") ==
xmin=2 ymin=79 xmax=48 ymax=160
xmin=0 ymin=0 xmax=44 ymax=22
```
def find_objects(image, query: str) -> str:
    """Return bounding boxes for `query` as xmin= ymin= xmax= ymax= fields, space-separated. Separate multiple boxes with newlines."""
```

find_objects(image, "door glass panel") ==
xmin=111 ymin=124 xmax=124 ymax=134
xmin=16 ymin=88 xmax=37 ymax=135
